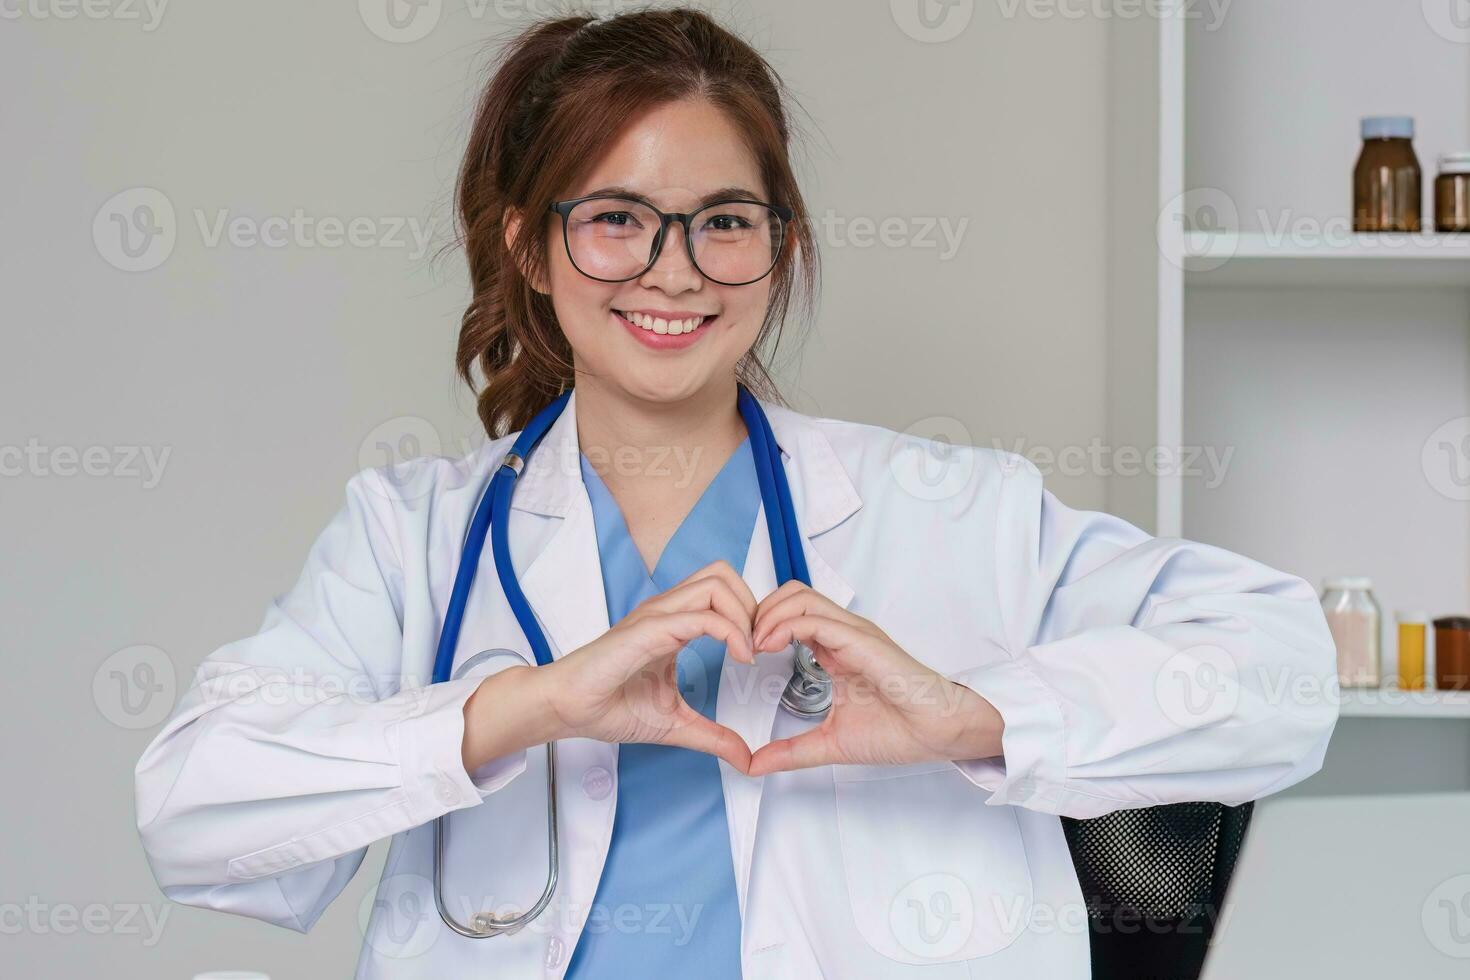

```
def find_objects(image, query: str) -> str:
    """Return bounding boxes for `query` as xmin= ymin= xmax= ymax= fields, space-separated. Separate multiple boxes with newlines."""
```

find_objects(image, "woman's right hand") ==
xmin=464 ymin=560 xmax=759 ymax=775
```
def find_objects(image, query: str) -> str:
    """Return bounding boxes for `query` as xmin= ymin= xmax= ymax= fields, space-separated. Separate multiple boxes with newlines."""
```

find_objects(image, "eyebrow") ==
xmin=580 ymin=185 xmax=768 ymax=207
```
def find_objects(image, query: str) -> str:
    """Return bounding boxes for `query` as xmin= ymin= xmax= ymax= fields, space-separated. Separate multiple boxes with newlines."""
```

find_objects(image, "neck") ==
xmin=572 ymin=374 xmax=747 ymax=498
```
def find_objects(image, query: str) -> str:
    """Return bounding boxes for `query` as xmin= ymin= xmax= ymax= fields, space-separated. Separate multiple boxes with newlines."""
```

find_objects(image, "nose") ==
xmin=638 ymin=219 xmax=703 ymax=291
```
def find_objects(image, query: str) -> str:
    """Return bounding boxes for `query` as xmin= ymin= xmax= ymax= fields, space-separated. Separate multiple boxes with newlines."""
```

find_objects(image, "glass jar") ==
xmin=1354 ymin=116 xmax=1421 ymax=233
xmin=1321 ymin=577 xmax=1381 ymax=688
xmin=1434 ymin=617 xmax=1470 ymax=691
xmin=1435 ymin=152 xmax=1470 ymax=233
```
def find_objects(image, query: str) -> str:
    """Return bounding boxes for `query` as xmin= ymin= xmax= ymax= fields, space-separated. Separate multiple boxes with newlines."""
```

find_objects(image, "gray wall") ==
xmin=1 ymin=2 xmax=1108 ymax=976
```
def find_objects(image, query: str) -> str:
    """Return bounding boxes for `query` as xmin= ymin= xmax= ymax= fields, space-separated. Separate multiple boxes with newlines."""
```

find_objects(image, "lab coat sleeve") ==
xmin=945 ymin=455 xmax=1339 ymax=819
xmin=133 ymin=466 xmax=528 ymax=933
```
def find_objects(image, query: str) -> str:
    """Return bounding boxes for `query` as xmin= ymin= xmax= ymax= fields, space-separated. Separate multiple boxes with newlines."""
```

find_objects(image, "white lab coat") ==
xmin=134 ymin=389 xmax=1339 ymax=978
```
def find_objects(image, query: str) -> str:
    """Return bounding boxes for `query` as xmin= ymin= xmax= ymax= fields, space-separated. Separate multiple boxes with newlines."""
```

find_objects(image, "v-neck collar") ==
xmin=579 ymin=434 xmax=757 ymax=589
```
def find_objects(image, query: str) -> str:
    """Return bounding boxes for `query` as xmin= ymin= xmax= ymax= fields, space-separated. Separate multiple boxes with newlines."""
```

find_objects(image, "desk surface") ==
xmin=1201 ymin=793 xmax=1470 ymax=979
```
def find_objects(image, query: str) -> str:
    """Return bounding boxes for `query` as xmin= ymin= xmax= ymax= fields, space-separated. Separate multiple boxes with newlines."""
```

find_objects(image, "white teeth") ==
xmin=618 ymin=310 xmax=708 ymax=335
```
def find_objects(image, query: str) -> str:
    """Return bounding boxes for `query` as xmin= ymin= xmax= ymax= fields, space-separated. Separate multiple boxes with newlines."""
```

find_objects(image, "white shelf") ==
xmin=1336 ymin=688 xmax=1470 ymax=719
xmin=1183 ymin=231 xmax=1470 ymax=288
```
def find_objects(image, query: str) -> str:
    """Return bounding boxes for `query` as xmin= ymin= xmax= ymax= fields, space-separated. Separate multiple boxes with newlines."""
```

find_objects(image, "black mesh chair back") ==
xmin=1060 ymin=801 xmax=1253 ymax=980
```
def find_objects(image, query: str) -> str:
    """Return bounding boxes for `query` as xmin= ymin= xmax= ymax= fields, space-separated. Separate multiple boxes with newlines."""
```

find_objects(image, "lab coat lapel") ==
xmin=512 ymin=388 xmax=613 ymax=662
xmin=719 ymin=397 xmax=862 ymax=933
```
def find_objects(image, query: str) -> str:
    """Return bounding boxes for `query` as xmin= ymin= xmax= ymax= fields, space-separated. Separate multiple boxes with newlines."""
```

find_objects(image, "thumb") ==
xmin=747 ymin=727 xmax=835 ymax=778
xmin=659 ymin=709 xmax=753 ymax=774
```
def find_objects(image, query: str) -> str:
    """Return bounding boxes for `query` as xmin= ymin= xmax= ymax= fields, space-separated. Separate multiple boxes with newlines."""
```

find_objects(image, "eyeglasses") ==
xmin=548 ymin=194 xmax=794 ymax=286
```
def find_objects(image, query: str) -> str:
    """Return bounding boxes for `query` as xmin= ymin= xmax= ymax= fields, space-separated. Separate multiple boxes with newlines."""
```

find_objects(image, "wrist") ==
xmin=944 ymin=680 xmax=1005 ymax=762
xmin=461 ymin=664 xmax=564 ymax=772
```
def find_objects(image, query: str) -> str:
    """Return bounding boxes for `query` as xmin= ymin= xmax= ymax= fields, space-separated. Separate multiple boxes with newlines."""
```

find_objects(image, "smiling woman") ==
xmin=453 ymin=11 xmax=819 ymax=430
xmin=133 ymin=7 xmax=1339 ymax=980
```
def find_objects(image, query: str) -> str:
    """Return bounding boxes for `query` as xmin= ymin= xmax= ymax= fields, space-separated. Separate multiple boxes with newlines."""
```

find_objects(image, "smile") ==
xmin=613 ymin=309 xmax=715 ymax=335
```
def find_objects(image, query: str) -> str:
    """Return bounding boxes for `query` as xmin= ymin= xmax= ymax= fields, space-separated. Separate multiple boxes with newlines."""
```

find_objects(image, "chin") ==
xmin=612 ymin=368 xmax=727 ymax=407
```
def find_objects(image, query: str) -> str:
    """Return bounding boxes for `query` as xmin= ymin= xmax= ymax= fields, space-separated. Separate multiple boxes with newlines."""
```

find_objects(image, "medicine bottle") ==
xmin=1354 ymin=117 xmax=1421 ymax=232
xmin=1395 ymin=611 xmax=1427 ymax=691
xmin=1435 ymin=152 xmax=1470 ymax=233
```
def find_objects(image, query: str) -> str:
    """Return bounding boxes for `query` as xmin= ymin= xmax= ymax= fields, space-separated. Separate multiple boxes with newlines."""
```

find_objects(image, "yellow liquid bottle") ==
xmin=1397 ymin=611 xmax=1428 ymax=691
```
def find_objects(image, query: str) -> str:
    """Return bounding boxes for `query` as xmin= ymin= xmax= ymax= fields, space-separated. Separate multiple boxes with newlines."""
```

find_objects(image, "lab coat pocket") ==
xmin=832 ymin=761 xmax=1033 ymax=964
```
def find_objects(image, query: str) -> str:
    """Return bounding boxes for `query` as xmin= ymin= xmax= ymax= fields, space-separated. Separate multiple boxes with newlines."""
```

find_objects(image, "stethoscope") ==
xmin=428 ymin=382 xmax=832 ymax=938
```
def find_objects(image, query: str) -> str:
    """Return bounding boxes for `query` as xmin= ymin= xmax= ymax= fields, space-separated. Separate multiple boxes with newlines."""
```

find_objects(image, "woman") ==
xmin=134 ymin=8 xmax=1338 ymax=978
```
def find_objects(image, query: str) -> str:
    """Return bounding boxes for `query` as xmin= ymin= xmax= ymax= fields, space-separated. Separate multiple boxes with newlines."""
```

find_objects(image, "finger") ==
xmin=672 ymin=560 xmax=757 ymax=610
xmin=630 ymin=560 xmax=755 ymax=633
xmin=678 ymin=559 xmax=758 ymax=625
xmin=659 ymin=711 xmax=753 ymax=774
xmin=747 ymin=727 xmax=838 ymax=777
xmin=637 ymin=575 xmax=756 ymax=662
xmin=751 ymin=578 xmax=806 ymax=623
xmin=753 ymin=587 xmax=871 ymax=650
xmin=630 ymin=609 xmax=755 ymax=668
xmin=757 ymin=614 xmax=885 ymax=678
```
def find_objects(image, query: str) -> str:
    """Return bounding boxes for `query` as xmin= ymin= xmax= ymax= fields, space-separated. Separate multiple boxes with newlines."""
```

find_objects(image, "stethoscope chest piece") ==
xmin=779 ymin=642 xmax=832 ymax=719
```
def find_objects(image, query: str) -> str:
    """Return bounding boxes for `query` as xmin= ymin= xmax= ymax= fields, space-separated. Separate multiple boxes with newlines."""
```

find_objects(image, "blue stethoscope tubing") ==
xmin=427 ymin=382 xmax=815 ymax=938
xmin=431 ymin=382 xmax=808 ymax=683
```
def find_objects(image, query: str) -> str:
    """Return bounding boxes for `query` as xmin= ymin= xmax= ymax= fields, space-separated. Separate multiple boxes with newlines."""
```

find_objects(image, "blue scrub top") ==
xmin=564 ymin=434 xmax=758 ymax=979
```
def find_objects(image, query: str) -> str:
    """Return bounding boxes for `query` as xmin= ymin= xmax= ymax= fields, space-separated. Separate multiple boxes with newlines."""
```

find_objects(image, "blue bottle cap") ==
xmin=1361 ymin=116 xmax=1414 ymax=140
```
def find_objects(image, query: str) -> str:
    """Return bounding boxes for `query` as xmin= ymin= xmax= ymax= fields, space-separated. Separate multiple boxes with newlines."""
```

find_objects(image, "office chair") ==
xmin=1061 ymin=801 xmax=1253 ymax=980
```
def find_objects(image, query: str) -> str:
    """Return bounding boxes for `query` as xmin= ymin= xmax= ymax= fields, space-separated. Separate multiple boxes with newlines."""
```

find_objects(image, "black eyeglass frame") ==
xmin=547 ymin=194 xmax=795 ymax=286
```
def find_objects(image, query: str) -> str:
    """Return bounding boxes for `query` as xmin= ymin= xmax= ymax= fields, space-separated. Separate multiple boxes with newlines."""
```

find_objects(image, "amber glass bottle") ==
xmin=1435 ymin=152 xmax=1470 ymax=233
xmin=1354 ymin=116 xmax=1422 ymax=232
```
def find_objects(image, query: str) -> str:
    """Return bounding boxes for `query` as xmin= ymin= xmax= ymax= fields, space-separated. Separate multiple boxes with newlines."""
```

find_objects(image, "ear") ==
xmin=503 ymin=205 xmax=549 ymax=295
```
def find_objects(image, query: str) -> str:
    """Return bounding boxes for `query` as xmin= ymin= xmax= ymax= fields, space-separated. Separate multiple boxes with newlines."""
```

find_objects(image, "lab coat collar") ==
xmin=508 ymin=386 xmax=862 ymax=536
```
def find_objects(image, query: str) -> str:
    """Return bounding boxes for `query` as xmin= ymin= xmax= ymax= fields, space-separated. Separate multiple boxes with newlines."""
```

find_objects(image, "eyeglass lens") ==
xmin=563 ymin=197 xmax=782 ymax=283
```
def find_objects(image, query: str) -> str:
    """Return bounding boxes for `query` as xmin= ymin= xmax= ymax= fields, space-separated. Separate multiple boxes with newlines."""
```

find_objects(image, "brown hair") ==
xmin=450 ymin=5 xmax=820 ymax=437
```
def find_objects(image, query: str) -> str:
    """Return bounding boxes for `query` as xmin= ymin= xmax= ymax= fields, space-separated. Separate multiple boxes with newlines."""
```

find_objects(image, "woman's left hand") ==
xmin=746 ymin=581 xmax=1006 ymax=778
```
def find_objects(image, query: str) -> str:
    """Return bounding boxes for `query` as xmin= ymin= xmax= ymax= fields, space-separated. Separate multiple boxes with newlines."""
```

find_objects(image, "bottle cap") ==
xmin=1396 ymin=610 xmax=1429 ymax=623
xmin=1440 ymin=152 xmax=1470 ymax=175
xmin=1361 ymin=116 xmax=1414 ymax=140
xmin=1324 ymin=576 xmax=1373 ymax=590
xmin=1433 ymin=616 xmax=1470 ymax=631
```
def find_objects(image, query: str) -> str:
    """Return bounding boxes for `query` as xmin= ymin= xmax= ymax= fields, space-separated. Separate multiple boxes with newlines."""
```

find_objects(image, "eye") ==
xmin=589 ymin=210 xmax=638 ymax=227
xmin=703 ymin=213 xmax=753 ymax=232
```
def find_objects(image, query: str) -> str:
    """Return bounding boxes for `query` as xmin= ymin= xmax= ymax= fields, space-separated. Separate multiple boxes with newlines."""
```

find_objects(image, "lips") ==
xmin=612 ymin=309 xmax=718 ymax=350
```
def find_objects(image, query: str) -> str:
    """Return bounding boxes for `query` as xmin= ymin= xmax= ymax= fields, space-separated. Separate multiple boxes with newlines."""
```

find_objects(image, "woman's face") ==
xmin=538 ymin=98 xmax=774 ymax=405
